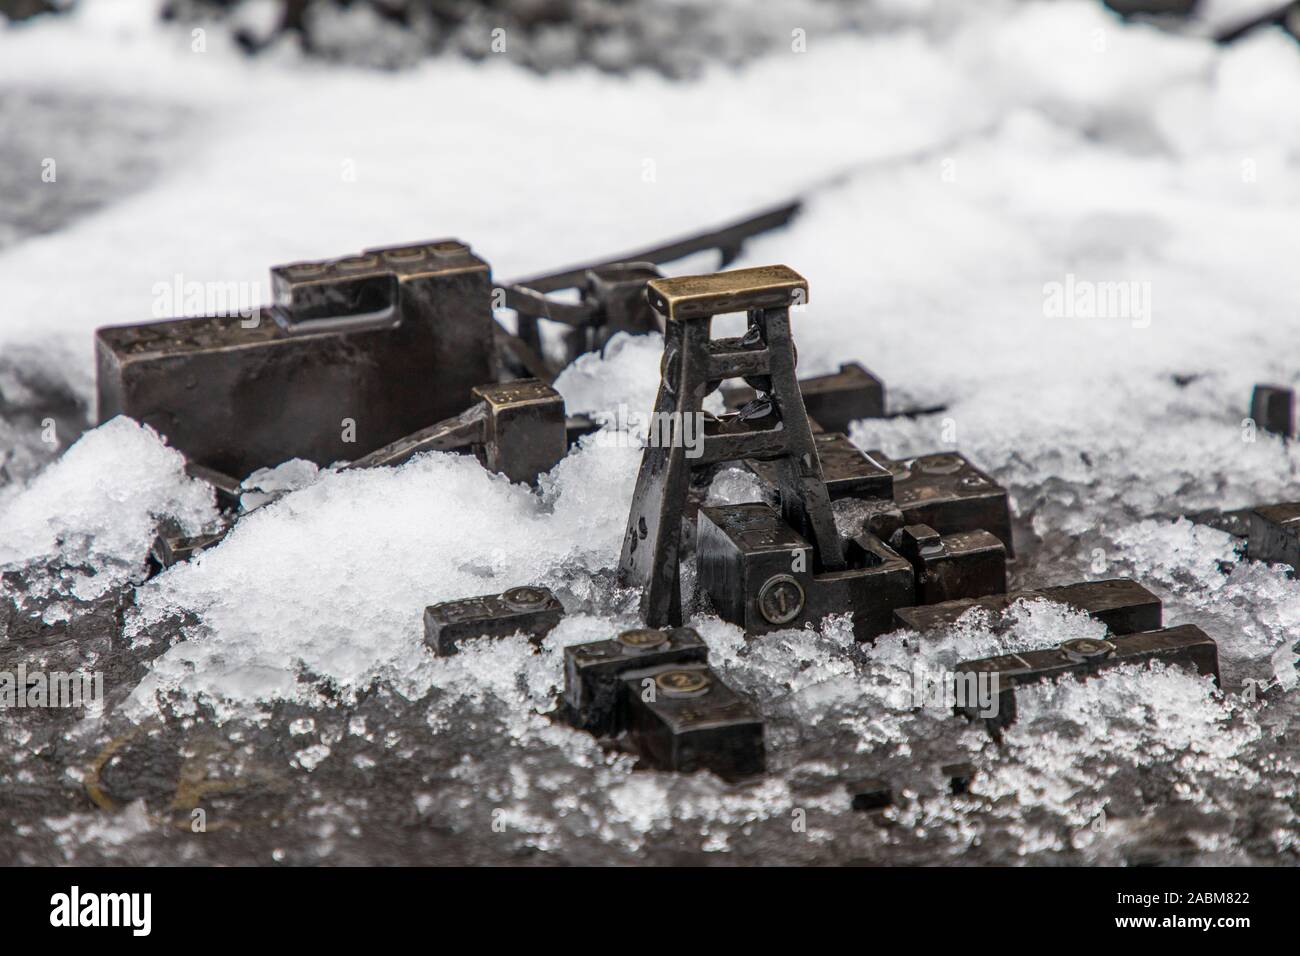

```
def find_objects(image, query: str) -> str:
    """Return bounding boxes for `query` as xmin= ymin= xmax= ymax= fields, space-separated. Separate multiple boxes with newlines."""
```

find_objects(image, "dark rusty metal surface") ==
xmin=696 ymin=503 xmax=915 ymax=641
xmin=1184 ymin=506 xmax=1254 ymax=539
xmin=621 ymin=663 xmax=765 ymax=779
xmin=1245 ymin=502 xmax=1300 ymax=571
xmin=893 ymin=578 xmax=1163 ymax=636
xmin=821 ymin=532 xmax=917 ymax=640
xmin=471 ymin=380 xmax=567 ymax=484
xmin=1250 ymin=384 xmax=1293 ymax=438
xmin=96 ymin=239 xmax=496 ymax=480
xmin=344 ymin=402 xmax=487 ymax=470
xmin=748 ymin=430 xmax=893 ymax=503
xmin=562 ymin=627 xmax=708 ymax=736
xmin=502 ymin=201 xmax=800 ymax=376
xmin=149 ymin=525 xmax=229 ymax=571
xmin=346 ymin=378 xmax=564 ymax=485
xmin=890 ymin=524 xmax=1007 ymax=606
xmin=726 ymin=362 xmax=886 ymax=432
xmin=515 ymin=262 xmax=666 ymax=373
xmin=846 ymin=776 xmax=893 ymax=812
xmin=865 ymin=450 xmax=1014 ymax=557
xmin=422 ymin=585 xmax=564 ymax=656
xmin=696 ymin=502 xmax=814 ymax=633
xmin=955 ymin=624 xmax=1221 ymax=732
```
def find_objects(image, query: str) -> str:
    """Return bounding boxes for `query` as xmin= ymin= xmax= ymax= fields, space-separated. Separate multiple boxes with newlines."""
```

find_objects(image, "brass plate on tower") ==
xmin=646 ymin=265 xmax=808 ymax=321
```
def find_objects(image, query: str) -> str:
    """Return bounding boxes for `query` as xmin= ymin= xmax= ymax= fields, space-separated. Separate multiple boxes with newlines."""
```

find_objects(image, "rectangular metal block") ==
xmin=955 ymin=624 xmax=1220 ymax=731
xmin=697 ymin=503 xmax=814 ymax=632
xmin=1250 ymin=384 xmax=1293 ymax=438
xmin=1246 ymin=502 xmax=1300 ymax=571
xmin=866 ymin=450 xmax=1014 ymax=556
xmin=942 ymin=762 xmax=977 ymax=795
xmin=1038 ymin=579 xmax=1164 ymax=635
xmin=698 ymin=504 xmax=915 ymax=639
xmin=750 ymin=431 xmax=892 ymax=503
xmin=892 ymin=524 xmax=1007 ymax=605
xmin=470 ymin=379 xmax=567 ymax=484
xmin=423 ymin=585 xmax=564 ymax=657
xmin=800 ymin=362 xmax=886 ymax=432
xmin=585 ymin=262 xmax=664 ymax=340
xmin=621 ymin=663 xmax=765 ymax=778
xmin=810 ymin=533 xmax=916 ymax=641
xmin=892 ymin=578 xmax=1162 ymax=636
xmin=562 ymin=627 xmax=709 ymax=736
xmin=96 ymin=239 xmax=495 ymax=480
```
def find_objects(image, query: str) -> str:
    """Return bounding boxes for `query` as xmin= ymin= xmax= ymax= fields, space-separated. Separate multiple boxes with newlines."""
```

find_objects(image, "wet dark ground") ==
xmin=2 ymin=562 xmax=1296 ymax=865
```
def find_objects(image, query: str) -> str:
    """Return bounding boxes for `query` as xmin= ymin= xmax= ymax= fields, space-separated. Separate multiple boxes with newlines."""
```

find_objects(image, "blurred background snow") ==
xmin=1 ymin=0 xmax=1299 ymax=864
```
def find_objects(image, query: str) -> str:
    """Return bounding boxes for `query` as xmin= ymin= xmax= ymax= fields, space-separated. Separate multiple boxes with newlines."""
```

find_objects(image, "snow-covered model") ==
xmin=95 ymin=223 xmax=1230 ymax=787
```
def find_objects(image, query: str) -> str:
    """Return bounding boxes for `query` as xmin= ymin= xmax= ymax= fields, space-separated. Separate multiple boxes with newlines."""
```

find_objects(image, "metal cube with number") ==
xmin=696 ymin=502 xmax=815 ymax=634
xmin=621 ymin=664 xmax=765 ymax=778
xmin=698 ymin=503 xmax=916 ymax=640
xmin=562 ymin=627 xmax=709 ymax=736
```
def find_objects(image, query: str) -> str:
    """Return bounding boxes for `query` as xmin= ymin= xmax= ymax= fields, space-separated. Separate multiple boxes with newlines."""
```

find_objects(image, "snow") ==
xmin=124 ymin=439 xmax=640 ymax=714
xmin=238 ymin=458 xmax=321 ymax=510
xmin=0 ymin=416 xmax=216 ymax=605
xmin=1 ymin=0 xmax=1298 ymax=863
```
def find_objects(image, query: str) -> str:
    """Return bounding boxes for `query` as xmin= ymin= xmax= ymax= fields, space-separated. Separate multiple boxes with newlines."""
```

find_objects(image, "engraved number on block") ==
xmin=757 ymin=574 xmax=806 ymax=625
xmin=655 ymin=669 xmax=712 ymax=699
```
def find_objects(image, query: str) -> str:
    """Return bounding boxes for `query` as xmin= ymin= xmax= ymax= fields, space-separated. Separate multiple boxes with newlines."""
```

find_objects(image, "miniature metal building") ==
xmin=617 ymin=264 xmax=844 ymax=627
xmin=97 ymin=240 xmax=496 ymax=479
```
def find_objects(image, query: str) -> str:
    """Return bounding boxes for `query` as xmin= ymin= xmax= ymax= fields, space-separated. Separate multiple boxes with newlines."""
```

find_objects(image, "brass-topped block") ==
xmin=349 ymin=377 xmax=564 ymax=486
xmin=271 ymin=239 xmax=479 ymax=333
xmin=97 ymin=237 xmax=495 ymax=479
xmin=646 ymin=265 xmax=808 ymax=322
